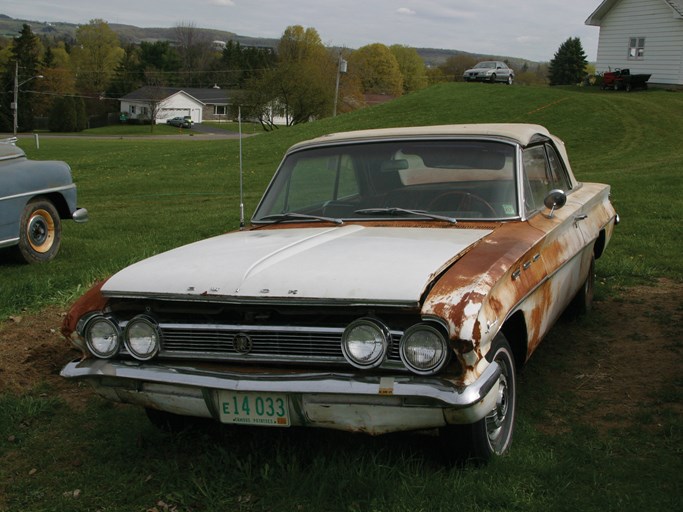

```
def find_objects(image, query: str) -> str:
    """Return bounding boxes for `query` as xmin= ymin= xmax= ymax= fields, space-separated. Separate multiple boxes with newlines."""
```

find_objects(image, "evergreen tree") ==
xmin=548 ymin=37 xmax=588 ymax=85
xmin=0 ymin=24 xmax=43 ymax=132
xmin=48 ymin=96 xmax=87 ymax=132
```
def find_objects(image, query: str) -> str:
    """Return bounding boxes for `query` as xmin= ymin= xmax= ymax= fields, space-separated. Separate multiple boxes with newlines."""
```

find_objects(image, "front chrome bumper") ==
xmin=72 ymin=208 xmax=89 ymax=223
xmin=61 ymin=359 xmax=501 ymax=434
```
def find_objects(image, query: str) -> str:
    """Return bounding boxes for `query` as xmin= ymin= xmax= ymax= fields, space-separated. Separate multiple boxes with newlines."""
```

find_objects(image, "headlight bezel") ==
xmin=341 ymin=317 xmax=391 ymax=369
xmin=84 ymin=315 xmax=121 ymax=359
xmin=400 ymin=323 xmax=449 ymax=375
xmin=124 ymin=315 xmax=161 ymax=361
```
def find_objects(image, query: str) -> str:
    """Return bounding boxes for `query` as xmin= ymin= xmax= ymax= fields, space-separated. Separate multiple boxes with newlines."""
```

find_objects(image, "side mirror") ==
xmin=543 ymin=189 xmax=567 ymax=218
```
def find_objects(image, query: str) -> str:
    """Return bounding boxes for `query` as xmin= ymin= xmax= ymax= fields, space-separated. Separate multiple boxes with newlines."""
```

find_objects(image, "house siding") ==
xmin=594 ymin=0 xmax=683 ymax=85
xmin=156 ymin=93 xmax=204 ymax=124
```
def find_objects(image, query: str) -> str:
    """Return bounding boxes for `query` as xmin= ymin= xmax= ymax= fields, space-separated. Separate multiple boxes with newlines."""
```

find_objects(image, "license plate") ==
xmin=218 ymin=391 xmax=290 ymax=427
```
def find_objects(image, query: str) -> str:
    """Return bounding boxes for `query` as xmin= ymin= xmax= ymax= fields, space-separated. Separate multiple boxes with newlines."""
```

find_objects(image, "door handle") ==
xmin=573 ymin=214 xmax=588 ymax=227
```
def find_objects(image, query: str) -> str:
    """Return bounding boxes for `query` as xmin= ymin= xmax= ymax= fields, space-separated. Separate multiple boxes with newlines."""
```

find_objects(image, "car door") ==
xmin=521 ymin=142 xmax=589 ymax=350
xmin=0 ymin=161 xmax=26 ymax=244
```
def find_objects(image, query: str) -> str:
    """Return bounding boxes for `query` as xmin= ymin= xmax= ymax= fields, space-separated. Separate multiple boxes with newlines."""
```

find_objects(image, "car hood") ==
xmin=102 ymin=225 xmax=492 ymax=305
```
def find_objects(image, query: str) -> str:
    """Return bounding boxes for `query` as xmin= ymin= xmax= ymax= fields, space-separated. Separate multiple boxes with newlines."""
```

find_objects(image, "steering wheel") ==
xmin=428 ymin=191 xmax=497 ymax=217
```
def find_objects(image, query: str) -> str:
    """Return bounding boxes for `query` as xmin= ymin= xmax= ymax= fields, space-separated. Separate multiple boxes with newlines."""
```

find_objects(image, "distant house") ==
xmin=585 ymin=0 xmax=683 ymax=87
xmin=120 ymin=86 xmax=235 ymax=124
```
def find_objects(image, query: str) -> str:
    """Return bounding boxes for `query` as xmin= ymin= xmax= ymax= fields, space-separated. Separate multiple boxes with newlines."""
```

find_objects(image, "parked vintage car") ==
xmin=463 ymin=61 xmax=514 ymax=84
xmin=61 ymin=124 xmax=617 ymax=462
xmin=166 ymin=116 xmax=193 ymax=128
xmin=0 ymin=138 xmax=88 ymax=263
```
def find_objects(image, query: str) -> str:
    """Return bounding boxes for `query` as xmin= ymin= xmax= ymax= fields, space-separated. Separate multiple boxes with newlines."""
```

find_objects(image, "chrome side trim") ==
xmin=0 ymin=237 xmax=19 ymax=248
xmin=0 ymin=183 xmax=76 ymax=203
xmin=61 ymin=359 xmax=501 ymax=408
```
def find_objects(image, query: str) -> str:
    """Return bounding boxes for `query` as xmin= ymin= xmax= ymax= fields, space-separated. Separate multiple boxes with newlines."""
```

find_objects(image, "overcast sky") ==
xmin=3 ymin=0 xmax=603 ymax=62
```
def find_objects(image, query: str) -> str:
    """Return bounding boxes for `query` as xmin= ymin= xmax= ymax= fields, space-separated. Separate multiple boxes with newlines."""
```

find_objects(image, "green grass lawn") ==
xmin=1 ymin=83 xmax=681 ymax=511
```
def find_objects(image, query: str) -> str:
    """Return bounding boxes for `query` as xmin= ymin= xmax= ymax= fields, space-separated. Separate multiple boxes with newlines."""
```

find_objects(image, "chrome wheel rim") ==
xmin=486 ymin=372 xmax=509 ymax=446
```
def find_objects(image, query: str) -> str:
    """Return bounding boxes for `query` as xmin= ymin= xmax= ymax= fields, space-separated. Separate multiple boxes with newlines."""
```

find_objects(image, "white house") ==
xmin=585 ymin=0 xmax=683 ymax=87
xmin=120 ymin=87 xmax=235 ymax=124
xmin=120 ymin=87 xmax=204 ymax=124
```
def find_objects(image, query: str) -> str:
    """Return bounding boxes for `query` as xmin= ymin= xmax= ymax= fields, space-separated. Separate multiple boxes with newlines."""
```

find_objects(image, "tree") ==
xmin=438 ymin=54 xmax=477 ymax=82
xmin=548 ymin=37 xmax=588 ymax=86
xmin=71 ymin=19 xmax=124 ymax=100
xmin=390 ymin=45 xmax=428 ymax=93
xmin=278 ymin=25 xmax=326 ymax=62
xmin=221 ymin=41 xmax=276 ymax=88
xmin=245 ymin=25 xmax=336 ymax=127
xmin=48 ymin=96 xmax=87 ymax=132
xmin=0 ymin=24 xmax=44 ymax=132
xmin=32 ymin=67 xmax=76 ymax=117
xmin=174 ymin=22 xmax=213 ymax=86
xmin=425 ymin=66 xmax=447 ymax=86
xmin=348 ymin=43 xmax=403 ymax=96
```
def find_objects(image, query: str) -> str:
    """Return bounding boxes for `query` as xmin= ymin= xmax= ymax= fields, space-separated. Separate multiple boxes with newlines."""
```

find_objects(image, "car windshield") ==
xmin=252 ymin=139 xmax=519 ymax=223
xmin=475 ymin=62 xmax=497 ymax=69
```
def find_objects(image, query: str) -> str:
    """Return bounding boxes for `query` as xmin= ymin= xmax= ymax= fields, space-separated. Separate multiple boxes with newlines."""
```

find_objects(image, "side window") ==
xmin=522 ymin=146 xmax=549 ymax=213
xmin=522 ymin=144 xmax=571 ymax=214
xmin=546 ymin=145 xmax=571 ymax=191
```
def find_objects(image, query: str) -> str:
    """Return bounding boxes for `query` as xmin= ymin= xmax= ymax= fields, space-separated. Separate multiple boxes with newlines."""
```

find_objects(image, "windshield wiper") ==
xmin=354 ymin=207 xmax=457 ymax=224
xmin=259 ymin=212 xmax=344 ymax=225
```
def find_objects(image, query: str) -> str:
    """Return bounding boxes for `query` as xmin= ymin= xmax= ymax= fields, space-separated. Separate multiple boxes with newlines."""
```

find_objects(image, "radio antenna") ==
xmin=238 ymin=106 xmax=245 ymax=229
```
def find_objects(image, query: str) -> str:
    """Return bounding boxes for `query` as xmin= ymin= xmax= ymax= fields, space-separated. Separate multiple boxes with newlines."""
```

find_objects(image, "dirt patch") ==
xmin=0 ymin=307 xmax=87 ymax=407
xmin=0 ymin=280 xmax=681 ymax=432
xmin=576 ymin=278 xmax=682 ymax=430
xmin=532 ymin=278 xmax=683 ymax=435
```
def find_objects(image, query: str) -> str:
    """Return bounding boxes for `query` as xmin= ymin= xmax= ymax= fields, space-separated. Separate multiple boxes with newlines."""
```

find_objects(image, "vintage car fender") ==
xmin=0 ymin=141 xmax=87 ymax=254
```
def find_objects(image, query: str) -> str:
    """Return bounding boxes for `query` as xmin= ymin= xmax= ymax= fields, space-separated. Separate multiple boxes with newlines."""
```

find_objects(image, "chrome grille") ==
xmin=158 ymin=322 xmax=403 ymax=366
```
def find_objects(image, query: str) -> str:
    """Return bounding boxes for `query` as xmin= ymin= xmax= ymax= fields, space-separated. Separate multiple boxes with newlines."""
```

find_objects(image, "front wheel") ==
xmin=440 ymin=333 xmax=517 ymax=463
xmin=16 ymin=198 xmax=62 ymax=263
xmin=507 ymin=75 xmax=513 ymax=85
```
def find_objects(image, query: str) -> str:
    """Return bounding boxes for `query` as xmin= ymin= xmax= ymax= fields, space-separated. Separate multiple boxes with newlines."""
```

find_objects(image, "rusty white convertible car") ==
xmin=61 ymin=124 xmax=617 ymax=462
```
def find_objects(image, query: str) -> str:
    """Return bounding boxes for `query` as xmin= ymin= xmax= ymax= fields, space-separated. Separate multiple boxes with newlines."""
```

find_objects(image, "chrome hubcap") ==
xmin=486 ymin=372 xmax=509 ymax=445
xmin=29 ymin=216 xmax=48 ymax=245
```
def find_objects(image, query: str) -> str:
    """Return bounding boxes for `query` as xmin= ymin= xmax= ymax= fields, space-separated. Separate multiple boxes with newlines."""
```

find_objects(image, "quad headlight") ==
xmin=400 ymin=324 xmax=449 ymax=375
xmin=124 ymin=315 xmax=161 ymax=361
xmin=84 ymin=316 xmax=121 ymax=359
xmin=341 ymin=318 xmax=391 ymax=369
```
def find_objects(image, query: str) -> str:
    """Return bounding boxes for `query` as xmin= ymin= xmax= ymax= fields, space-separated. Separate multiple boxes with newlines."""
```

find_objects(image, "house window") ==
xmin=214 ymin=105 xmax=227 ymax=115
xmin=130 ymin=105 xmax=136 ymax=114
xmin=628 ymin=37 xmax=645 ymax=59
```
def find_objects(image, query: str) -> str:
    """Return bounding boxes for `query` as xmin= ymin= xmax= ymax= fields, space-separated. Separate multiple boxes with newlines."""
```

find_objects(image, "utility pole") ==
xmin=333 ymin=52 xmax=347 ymax=117
xmin=12 ymin=61 xmax=18 ymax=136
xmin=12 ymin=61 xmax=43 ymax=135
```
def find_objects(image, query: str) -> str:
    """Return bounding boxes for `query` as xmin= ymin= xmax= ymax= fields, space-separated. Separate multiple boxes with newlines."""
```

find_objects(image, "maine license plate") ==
xmin=218 ymin=391 xmax=290 ymax=427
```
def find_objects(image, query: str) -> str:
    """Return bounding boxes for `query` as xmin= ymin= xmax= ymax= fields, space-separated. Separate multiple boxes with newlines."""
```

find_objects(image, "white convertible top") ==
xmin=288 ymin=123 xmax=553 ymax=152
xmin=286 ymin=123 xmax=578 ymax=190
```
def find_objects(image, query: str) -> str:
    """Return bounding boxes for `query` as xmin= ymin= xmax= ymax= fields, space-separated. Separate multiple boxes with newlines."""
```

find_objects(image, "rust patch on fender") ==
xmin=61 ymin=279 xmax=110 ymax=340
